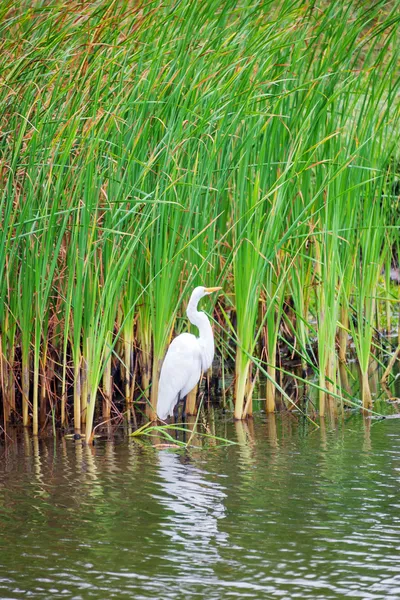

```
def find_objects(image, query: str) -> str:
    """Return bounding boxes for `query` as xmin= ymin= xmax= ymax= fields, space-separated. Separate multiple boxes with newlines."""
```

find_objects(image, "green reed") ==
xmin=0 ymin=0 xmax=399 ymax=441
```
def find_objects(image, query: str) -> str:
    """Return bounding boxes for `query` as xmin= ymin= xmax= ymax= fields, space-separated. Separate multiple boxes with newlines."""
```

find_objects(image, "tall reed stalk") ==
xmin=0 ymin=0 xmax=398 ymax=437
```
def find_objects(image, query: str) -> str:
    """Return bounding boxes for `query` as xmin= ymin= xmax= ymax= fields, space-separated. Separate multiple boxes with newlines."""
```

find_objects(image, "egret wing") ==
xmin=156 ymin=333 xmax=202 ymax=420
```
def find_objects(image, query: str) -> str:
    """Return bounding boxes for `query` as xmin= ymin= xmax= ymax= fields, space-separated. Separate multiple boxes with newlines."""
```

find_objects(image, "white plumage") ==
xmin=156 ymin=286 xmax=221 ymax=421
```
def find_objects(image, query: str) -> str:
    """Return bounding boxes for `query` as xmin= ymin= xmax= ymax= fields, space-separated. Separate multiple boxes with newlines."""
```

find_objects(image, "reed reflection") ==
xmin=265 ymin=413 xmax=278 ymax=448
xmin=362 ymin=415 xmax=372 ymax=452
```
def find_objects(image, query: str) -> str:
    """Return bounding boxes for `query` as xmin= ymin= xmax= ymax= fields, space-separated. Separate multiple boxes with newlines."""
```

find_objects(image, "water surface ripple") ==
xmin=0 ymin=415 xmax=400 ymax=599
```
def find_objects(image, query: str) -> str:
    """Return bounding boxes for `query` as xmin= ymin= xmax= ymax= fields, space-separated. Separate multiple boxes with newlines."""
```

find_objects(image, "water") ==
xmin=1 ymin=414 xmax=400 ymax=599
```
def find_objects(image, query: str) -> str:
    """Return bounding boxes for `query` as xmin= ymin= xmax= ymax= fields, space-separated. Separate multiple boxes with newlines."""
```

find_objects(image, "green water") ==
xmin=1 ymin=414 xmax=400 ymax=599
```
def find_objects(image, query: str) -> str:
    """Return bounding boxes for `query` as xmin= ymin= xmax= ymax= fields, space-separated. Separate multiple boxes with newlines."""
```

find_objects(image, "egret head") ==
xmin=188 ymin=286 xmax=222 ymax=309
xmin=204 ymin=285 xmax=222 ymax=296
xmin=193 ymin=285 xmax=222 ymax=298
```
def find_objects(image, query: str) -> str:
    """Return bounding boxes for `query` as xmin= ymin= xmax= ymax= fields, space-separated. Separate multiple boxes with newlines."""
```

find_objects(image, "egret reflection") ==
xmin=155 ymin=451 xmax=228 ymax=564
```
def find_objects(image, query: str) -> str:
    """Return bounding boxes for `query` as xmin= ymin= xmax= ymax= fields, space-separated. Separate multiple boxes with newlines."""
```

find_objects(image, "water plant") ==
xmin=0 ymin=0 xmax=399 ymax=441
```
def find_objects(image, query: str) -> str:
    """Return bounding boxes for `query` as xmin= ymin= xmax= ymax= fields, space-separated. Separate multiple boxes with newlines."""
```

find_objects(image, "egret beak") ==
xmin=204 ymin=286 xmax=222 ymax=293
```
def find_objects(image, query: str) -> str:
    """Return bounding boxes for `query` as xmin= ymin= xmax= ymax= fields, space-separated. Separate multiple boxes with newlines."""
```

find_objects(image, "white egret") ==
xmin=156 ymin=286 xmax=222 ymax=421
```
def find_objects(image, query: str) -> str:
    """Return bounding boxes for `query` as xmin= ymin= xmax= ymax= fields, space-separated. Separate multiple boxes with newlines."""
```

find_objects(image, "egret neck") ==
xmin=186 ymin=289 xmax=215 ymax=371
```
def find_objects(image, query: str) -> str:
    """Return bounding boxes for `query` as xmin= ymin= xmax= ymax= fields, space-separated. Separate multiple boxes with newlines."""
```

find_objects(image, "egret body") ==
xmin=156 ymin=286 xmax=221 ymax=421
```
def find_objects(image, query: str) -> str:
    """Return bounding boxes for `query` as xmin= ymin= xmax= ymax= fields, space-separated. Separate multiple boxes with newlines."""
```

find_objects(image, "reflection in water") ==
xmin=155 ymin=450 xmax=228 ymax=570
xmin=265 ymin=413 xmax=278 ymax=448
xmin=234 ymin=419 xmax=253 ymax=447
xmin=0 ymin=416 xmax=400 ymax=599
xmin=319 ymin=413 xmax=327 ymax=450
xmin=363 ymin=415 xmax=372 ymax=452
xmin=32 ymin=436 xmax=51 ymax=501
xmin=235 ymin=420 xmax=258 ymax=478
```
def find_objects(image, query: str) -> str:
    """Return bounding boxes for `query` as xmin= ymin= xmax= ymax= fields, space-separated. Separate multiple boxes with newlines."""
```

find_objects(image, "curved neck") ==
xmin=186 ymin=295 xmax=213 ymax=342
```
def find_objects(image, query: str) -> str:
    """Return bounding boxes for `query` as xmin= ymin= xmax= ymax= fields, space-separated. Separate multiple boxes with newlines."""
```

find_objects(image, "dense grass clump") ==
xmin=0 ymin=0 xmax=399 ymax=442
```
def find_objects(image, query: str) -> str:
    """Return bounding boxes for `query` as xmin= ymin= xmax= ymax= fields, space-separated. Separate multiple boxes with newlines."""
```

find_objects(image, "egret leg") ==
xmin=182 ymin=395 xmax=187 ymax=423
xmin=173 ymin=393 xmax=181 ymax=426
xmin=173 ymin=402 xmax=179 ymax=424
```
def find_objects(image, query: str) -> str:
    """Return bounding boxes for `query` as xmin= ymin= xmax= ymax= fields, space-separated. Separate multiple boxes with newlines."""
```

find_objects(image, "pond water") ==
xmin=1 ymin=413 xmax=400 ymax=599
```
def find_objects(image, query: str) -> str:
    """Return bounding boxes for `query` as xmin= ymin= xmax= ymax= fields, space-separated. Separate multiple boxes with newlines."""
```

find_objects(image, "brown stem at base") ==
xmin=361 ymin=369 xmax=372 ymax=411
xmin=186 ymin=385 xmax=198 ymax=415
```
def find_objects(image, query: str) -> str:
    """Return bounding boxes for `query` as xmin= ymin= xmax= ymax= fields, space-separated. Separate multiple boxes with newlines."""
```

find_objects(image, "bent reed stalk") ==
xmin=0 ymin=0 xmax=399 ymax=441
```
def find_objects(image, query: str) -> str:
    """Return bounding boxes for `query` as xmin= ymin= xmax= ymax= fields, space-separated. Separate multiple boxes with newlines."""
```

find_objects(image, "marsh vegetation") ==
xmin=0 ymin=0 xmax=399 ymax=443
